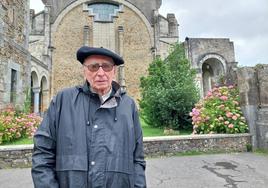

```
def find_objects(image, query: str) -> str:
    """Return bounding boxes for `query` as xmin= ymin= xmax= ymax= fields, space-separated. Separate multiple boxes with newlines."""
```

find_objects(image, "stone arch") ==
xmin=199 ymin=53 xmax=227 ymax=96
xmin=31 ymin=70 xmax=39 ymax=88
xmin=51 ymin=0 xmax=154 ymax=46
xmin=199 ymin=53 xmax=227 ymax=72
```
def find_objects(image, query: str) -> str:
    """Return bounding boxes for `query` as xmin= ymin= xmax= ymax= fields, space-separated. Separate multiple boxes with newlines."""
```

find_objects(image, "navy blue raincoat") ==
xmin=31 ymin=81 xmax=146 ymax=188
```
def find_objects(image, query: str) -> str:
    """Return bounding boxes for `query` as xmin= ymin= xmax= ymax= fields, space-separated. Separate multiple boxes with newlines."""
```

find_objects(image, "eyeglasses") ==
xmin=83 ymin=62 xmax=114 ymax=72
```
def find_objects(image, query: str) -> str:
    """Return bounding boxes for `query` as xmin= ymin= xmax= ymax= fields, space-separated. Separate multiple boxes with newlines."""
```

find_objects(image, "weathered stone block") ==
xmin=12 ymin=158 xmax=29 ymax=168
xmin=256 ymin=107 xmax=268 ymax=149
xmin=256 ymin=65 xmax=268 ymax=106
xmin=236 ymin=67 xmax=259 ymax=106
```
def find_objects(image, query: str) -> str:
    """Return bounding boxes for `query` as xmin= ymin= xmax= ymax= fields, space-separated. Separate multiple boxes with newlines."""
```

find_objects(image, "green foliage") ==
xmin=140 ymin=116 xmax=191 ymax=137
xmin=0 ymin=108 xmax=41 ymax=144
xmin=139 ymin=43 xmax=200 ymax=130
xmin=190 ymin=85 xmax=249 ymax=134
xmin=22 ymin=87 xmax=32 ymax=114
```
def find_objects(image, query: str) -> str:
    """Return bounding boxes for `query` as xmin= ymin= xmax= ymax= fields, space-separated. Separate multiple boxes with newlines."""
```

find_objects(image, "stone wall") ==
xmin=30 ymin=10 xmax=45 ymax=35
xmin=51 ymin=4 xmax=95 ymax=96
xmin=0 ymin=134 xmax=252 ymax=168
xmin=144 ymin=134 xmax=251 ymax=157
xmin=185 ymin=38 xmax=235 ymax=69
xmin=0 ymin=0 xmax=31 ymax=110
xmin=184 ymin=37 xmax=237 ymax=98
xmin=42 ymin=0 xmax=161 ymax=24
xmin=158 ymin=14 xmax=179 ymax=59
xmin=237 ymin=64 xmax=268 ymax=150
xmin=0 ymin=145 xmax=33 ymax=168
xmin=119 ymin=6 xmax=152 ymax=100
xmin=29 ymin=35 xmax=45 ymax=61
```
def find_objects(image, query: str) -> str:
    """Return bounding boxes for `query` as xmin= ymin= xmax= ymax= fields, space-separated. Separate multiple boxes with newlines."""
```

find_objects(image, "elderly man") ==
xmin=31 ymin=46 xmax=146 ymax=188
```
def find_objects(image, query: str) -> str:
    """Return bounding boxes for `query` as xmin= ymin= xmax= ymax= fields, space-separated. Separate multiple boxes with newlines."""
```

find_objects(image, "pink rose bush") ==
xmin=0 ymin=108 xmax=42 ymax=144
xmin=190 ymin=85 xmax=249 ymax=134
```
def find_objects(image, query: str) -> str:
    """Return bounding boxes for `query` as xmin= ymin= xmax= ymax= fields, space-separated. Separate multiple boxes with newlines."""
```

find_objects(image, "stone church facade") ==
xmin=0 ymin=0 xmax=31 ymax=110
xmin=1 ymin=0 xmax=236 ymax=114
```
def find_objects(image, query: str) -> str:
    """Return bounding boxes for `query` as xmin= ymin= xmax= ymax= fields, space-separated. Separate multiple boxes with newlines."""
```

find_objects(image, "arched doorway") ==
xmin=31 ymin=71 xmax=40 ymax=113
xmin=39 ymin=76 xmax=48 ymax=113
xmin=201 ymin=58 xmax=225 ymax=96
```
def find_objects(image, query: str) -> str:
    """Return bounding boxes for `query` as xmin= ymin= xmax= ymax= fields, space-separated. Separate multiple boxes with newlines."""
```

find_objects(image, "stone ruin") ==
xmin=236 ymin=64 xmax=268 ymax=150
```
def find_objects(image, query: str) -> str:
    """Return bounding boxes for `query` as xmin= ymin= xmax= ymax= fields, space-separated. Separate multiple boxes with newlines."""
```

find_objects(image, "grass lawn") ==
xmin=254 ymin=149 xmax=268 ymax=155
xmin=1 ymin=137 xmax=33 ymax=146
xmin=140 ymin=117 xmax=192 ymax=137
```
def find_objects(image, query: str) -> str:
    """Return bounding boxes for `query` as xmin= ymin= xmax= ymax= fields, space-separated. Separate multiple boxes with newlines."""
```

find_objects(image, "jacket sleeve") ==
xmin=132 ymin=103 xmax=147 ymax=188
xmin=31 ymin=98 xmax=59 ymax=188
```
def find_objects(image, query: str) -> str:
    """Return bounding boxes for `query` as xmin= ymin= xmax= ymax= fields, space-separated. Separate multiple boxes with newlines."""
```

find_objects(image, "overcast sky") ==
xmin=30 ymin=0 xmax=268 ymax=66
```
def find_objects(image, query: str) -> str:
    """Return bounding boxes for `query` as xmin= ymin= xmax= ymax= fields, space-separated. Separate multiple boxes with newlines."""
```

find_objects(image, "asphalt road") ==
xmin=0 ymin=153 xmax=268 ymax=188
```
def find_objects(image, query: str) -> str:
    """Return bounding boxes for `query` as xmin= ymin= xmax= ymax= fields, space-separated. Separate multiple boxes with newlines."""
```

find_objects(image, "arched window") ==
xmin=88 ymin=3 xmax=120 ymax=22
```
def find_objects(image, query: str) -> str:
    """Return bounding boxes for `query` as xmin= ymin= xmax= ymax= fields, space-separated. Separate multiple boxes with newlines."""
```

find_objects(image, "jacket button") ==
xmin=87 ymin=121 xmax=90 ymax=125
xmin=94 ymin=125 xmax=98 ymax=129
xmin=91 ymin=161 xmax=95 ymax=166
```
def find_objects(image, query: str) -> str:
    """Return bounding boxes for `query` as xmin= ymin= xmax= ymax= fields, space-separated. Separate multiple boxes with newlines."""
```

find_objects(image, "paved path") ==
xmin=0 ymin=153 xmax=268 ymax=188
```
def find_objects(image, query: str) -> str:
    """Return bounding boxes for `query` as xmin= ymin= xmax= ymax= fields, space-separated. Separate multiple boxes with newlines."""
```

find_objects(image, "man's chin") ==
xmin=95 ymin=85 xmax=109 ymax=91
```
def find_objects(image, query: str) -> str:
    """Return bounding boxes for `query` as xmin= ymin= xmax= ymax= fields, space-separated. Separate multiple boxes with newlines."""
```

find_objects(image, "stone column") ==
xmin=41 ymin=89 xmax=49 ymax=113
xmin=256 ymin=65 xmax=268 ymax=149
xmin=43 ymin=5 xmax=51 ymax=56
xmin=32 ymin=87 xmax=40 ymax=114
xmin=236 ymin=67 xmax=259 ymax=148
xmin=29 ymin=9 xmax=34 ymax=34
xmin=83 ymin=25 xmax=90 ymax=46
xmin=153 ymin=10 xmax=160 ymax=57
xmin=118 ymin=26 xmax=126 ymax=90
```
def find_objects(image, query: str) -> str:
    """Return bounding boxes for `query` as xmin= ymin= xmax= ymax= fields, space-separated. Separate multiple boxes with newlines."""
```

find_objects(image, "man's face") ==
xmin=83 ymin=55 xmax=116 ymax=95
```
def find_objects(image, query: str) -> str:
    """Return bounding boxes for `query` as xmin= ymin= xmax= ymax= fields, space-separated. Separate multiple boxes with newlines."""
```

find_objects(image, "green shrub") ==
xmin=140 ymin=43 xmax=199 ymax=130
xmin=22 ymin=87 xmax=32 ymax=114
xmin=190 ymin=85 xmax=249 ymax=134
xmin=0 ymin=108 xmax=41 ymax=144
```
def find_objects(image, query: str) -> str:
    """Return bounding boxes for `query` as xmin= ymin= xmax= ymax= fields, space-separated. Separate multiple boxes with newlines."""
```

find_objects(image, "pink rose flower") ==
xmin=228 ymin=124 xmax=234 ymax=128
xmin=232 ymin=115 xmax=238 ymax=120
xmin=207 ymin=91 xmax=212 ymax=97
xmin=220 ymin=96 xmax=228 ymax=101
xmin=226 ymin=112 xmax=233 ymax=118
xmin=192 ymin=108 xmax=200 ymax=116
xmin=224 ymin=121 xmax=229 ymax=125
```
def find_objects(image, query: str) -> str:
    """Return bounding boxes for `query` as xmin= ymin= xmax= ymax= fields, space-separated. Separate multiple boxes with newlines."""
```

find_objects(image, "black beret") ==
xmin=76 ymin=46 xmax=124 ymax=65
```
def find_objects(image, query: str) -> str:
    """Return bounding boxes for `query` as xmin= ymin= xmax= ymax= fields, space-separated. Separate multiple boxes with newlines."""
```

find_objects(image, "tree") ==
xmin=139 ymin=43 xmax=199 ymax=130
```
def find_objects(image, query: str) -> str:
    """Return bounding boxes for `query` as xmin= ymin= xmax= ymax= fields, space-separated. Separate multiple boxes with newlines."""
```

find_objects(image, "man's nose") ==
xmin=96 ymin=67 xmax=105 ymax=75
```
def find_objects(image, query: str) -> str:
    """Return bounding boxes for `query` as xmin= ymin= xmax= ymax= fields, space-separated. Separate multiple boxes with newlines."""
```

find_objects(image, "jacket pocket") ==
xmin=106 ymin=152 xmax=134 ymax=174
xmin=105 ymin=154 xmax=134 ymax=188
xmin=56 ymin=155 xmax=88 ymax=188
